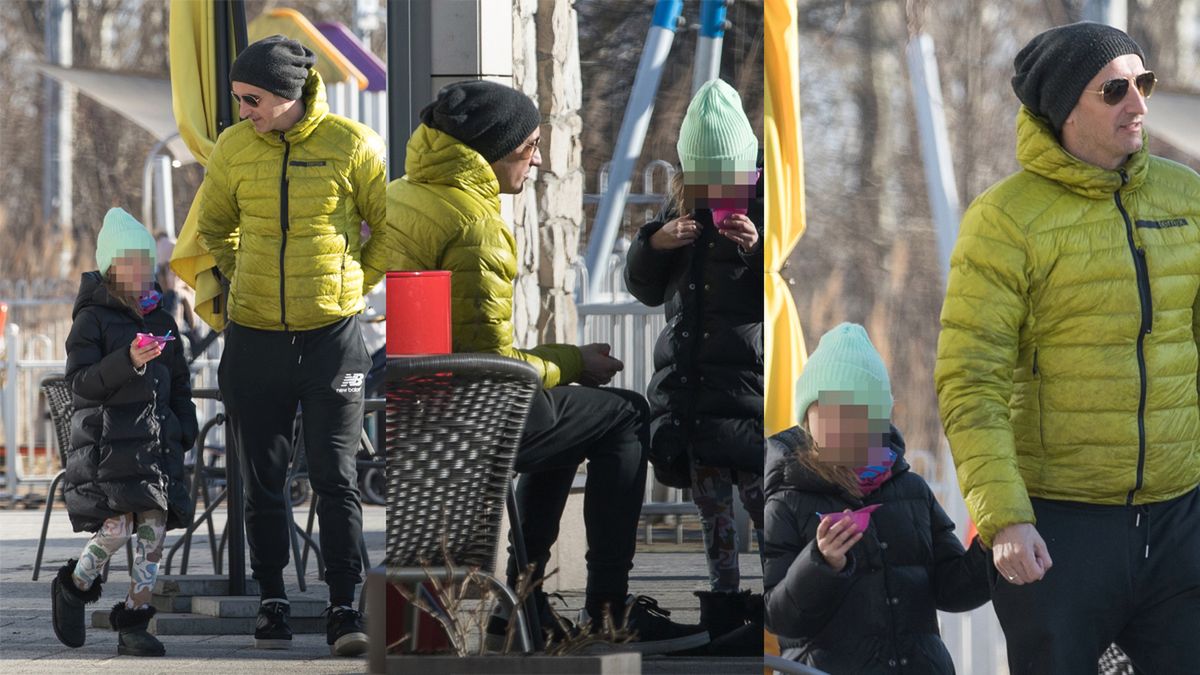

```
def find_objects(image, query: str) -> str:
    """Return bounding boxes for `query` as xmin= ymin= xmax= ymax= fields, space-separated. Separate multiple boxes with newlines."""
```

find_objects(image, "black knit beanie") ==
xmin=230 ymin=35 xmax=317 ymax=101
xmin=1011 ymin=22 xmax=1144 ymax=131
xmin=419 ymin=81 xmax=541 ymax=163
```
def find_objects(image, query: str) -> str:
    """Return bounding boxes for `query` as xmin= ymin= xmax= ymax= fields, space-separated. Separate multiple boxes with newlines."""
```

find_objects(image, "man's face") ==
xmin=1061 ymin=54 xmax=1150 ymax=171
xmin=490 ymin=129 xmax=542 ymax=194
xmin=805 ymin=398 xmax=891 ymax=469
xmin=232 ymin=82 xmax=300 ymax=134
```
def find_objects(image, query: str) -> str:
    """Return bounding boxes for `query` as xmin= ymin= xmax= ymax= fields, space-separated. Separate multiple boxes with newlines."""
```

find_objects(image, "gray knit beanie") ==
xmin=420 ymin=80 xmax=541 ymax=163
xmin=1011 ymin=22 xmax=1144 ymax=131
xmin=230 ymin=35 xmax=317 ymax=101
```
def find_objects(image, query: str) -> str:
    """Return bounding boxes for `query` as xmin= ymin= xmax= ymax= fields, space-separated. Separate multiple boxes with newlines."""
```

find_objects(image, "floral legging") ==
xmin=690 ymin=464 xmax=765 ymax=592
xmin=72 ymin=510 xmax=166 ymax=608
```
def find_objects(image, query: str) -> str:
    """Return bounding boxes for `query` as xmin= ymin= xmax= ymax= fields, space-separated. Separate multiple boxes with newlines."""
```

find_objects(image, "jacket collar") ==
xmin=256 ymin=70 xmax=329 ymax=145
xmin=402 ymin=124 xmax=501 ymax=204
xmin=1015 ymin=106 xmax=1148 ymax=199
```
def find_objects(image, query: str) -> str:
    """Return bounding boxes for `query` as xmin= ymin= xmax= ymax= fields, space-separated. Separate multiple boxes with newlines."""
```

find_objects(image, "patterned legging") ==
xmin=72 ymin=510 xmax=166 ymax=609
xmin=690 ymin=464 xmax=765 ymax=592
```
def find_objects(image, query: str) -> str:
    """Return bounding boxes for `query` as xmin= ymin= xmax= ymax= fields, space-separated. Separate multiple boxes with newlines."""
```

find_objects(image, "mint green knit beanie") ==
xmin=677 ymin=79 xmax=759 ymax=181
xmin=795 ymin=323 xmax=894 ymax=422
xmin=95 ymin=207 xmax=156 ymax=274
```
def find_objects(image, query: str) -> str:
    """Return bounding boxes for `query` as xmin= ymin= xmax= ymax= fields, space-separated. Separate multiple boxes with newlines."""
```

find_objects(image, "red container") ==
xmin=386 ymin=271 xmax=452 ymax=356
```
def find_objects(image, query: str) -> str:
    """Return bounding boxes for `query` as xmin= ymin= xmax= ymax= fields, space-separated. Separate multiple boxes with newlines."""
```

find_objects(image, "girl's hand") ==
xmin=816 ymin=510 xmax=863 ymax=572
xmin=650 ymin=214 xmax=700 ymax=250
xmin=129 ymin=338 xmax=163 ymax=369
xmin=719 ymin=213 xmax=759 ymax=251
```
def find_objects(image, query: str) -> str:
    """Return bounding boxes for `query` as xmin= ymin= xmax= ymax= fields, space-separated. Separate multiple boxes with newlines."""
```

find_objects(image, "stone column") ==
xmin=533 ymin=0 xmax=584 ymax=344
xmin=511 ymin=0 xmax=542 ymax=347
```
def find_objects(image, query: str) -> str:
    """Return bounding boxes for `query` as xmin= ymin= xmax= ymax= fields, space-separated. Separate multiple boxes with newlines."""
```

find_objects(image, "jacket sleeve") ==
xmin=934 ymin=198 xmax=1035 ymax=547
xmin=355 ymin=133 xmax=391 ymax=294
xmin=165 ymin=318 xmax=199 ymax=452
xmin=65 ymin=311 xmax=139 ymax=402
xmin=763 ymin=493 xmax=858 ymax=639
xmin=927 ymin=484 xmax=992 ymax=612
xmin=195 ymin=138 xmax=241 ymax=280
xmin=624 ymin=220 xmax=677 ymax=307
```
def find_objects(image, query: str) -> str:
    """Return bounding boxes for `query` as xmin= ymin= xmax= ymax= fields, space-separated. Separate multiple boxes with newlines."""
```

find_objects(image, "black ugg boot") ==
xmin=51 ymin=559 xmax=103 ymax=648
xmin=696 ymin=590 xmax=751 ymax=639
xmin=109 ymin=602 xmax=165 ymax=657
xmin=705 ymin=592 xmax=764 ymax=656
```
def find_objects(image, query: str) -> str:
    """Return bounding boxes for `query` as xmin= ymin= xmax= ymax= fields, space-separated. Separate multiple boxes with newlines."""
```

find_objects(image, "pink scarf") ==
xmin=855 ymin=448 xmax=896 ymax=496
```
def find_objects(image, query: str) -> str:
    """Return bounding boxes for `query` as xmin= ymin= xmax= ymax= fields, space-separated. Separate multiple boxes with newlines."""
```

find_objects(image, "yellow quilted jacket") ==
xmin=196 ymin=70 xmax=388 ymax=331
xmin=936 ymin=107 xmax=1200 ymax=546
xmin=381 ymin=124 xmax=582 ymax=388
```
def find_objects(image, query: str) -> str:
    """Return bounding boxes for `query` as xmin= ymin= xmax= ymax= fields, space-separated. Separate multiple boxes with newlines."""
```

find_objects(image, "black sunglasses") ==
xmin=1090 ymin=72 xmax=1156 ymax=106
xmin=231 ymin=91 xmax=262 ymax=108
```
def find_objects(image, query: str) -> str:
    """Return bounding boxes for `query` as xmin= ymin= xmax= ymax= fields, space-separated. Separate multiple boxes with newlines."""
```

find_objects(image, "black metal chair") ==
xmin=33 ymin=375 xmax=133 ymax=581
xmin=372 ymin=354 xmax=543 ymax=658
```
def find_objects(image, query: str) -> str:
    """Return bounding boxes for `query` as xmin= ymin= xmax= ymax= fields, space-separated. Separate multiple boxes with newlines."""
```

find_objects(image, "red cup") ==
xmin=386 ymin=271 xmax=452 ymax=356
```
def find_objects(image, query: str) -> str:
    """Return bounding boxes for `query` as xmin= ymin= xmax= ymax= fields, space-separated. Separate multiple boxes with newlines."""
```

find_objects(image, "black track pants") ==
xmin=506 ymin=386 xmax=649 ymax=599
xmin=992 ymin=487 xmax=1200 ymax=675
xmin=219 ymin=317 xmax=371 ymax=606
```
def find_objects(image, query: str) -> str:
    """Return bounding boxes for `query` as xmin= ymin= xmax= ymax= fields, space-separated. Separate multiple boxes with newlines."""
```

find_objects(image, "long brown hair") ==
xmin=795 ymin=421 xmax=864 ymax=499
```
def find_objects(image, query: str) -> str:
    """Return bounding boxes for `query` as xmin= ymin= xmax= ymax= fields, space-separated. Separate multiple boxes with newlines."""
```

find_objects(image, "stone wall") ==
xmin=510 ymin=0 xmax=583 ymax=346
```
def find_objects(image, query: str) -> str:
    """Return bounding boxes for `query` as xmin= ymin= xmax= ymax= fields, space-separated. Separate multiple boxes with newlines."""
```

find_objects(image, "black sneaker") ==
xmin=254 ymin=599 xmax=292 ymax=649
xmin=579 ymin=595 xmax=710 ymax=655
xmin=326 ymin=605 xmax=368 ymax=656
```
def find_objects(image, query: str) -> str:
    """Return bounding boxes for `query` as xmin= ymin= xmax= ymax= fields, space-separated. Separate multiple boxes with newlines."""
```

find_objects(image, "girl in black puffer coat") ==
xmin=625 ymin=79 xmax=763 ymax=653
xmin=764 ymin=323 xmax=989 ymax=674
xmin=50 ymin=208 xmax=197 ymax=657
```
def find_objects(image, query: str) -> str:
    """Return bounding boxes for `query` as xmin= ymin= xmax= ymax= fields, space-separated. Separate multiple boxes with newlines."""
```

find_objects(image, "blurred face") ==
xmin=490 ymin=129 xmax=542 ymax=194
xmin=682 ymin=169 xmax=758 ymax=212
xmin=1060 ymin=54 xmax=1151 ymax=171
xmin=109 ymin=250 xmax=155 ymax=296
xmin=232 ymin=82 xmax=302 ymax=134
xmin=805 ymin=399 xmax=891 ymax=469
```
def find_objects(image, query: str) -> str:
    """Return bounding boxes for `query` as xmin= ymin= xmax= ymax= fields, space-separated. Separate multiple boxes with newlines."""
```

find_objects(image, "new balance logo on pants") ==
xmin=335 ymin=372 xmax=365 ymax=394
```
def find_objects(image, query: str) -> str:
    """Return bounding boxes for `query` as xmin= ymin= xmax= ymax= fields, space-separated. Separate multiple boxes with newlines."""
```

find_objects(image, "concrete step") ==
xmin=153 ymin=575 xmax=260 ymax=598
xmin=91 ymin=610 xmax=327 ymax=635
xmin=150 ymin=593 xmax=191 ymax=614
xmin=191 ymin=595 xmax=329 ymax=619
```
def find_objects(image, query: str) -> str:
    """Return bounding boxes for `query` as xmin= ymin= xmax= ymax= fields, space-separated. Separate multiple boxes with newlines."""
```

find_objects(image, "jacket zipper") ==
xmin=1116 ymin=168 xmax=1149 ymax=504
xmin=279 ymin=132 xmax=291 ymax=330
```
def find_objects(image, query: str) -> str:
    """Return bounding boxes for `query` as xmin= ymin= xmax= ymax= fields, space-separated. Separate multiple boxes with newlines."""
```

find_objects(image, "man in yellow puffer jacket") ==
xmin=383 ymin=81 xmax=711 ymax=654
xmin=195 ymin=35 xmax=385 ymax=656
xmin=935 ymin=23 xmax=1200 ymax=673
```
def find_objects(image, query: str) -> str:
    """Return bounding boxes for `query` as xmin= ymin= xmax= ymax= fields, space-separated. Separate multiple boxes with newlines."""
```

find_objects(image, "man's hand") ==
xmin=649 ymin=215 xmax=699 ymax=250
xmin=992 ymin=522 xmax=1053 ymax=585
xmin=577 ymin=343 xmax=623 ymax=387
xmin=816 ymin=510 xmax=862 ymax=573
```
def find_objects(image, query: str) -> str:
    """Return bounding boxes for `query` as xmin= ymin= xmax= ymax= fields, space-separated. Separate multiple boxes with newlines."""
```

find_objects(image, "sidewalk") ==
xmin=0 ymin=506 xmax=762 ymax=673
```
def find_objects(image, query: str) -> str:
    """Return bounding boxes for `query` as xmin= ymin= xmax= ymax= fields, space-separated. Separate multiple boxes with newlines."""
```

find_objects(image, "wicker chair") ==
xmin=33 ymin=375 xmax=132 ymax=581
xmin=375 ymin=354 xmax=543 ymax=656
xmin=1099 ymin=644 xmax=1136 ymax=675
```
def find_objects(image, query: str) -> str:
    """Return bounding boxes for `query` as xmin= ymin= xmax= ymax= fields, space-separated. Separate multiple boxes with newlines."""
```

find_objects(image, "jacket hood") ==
xmin=72 ymin=271 xmax=159 ymax=322
xmin=1015 ymin=105 xmax=1148 ymax=199
xmin=765 ymin=424 xmax=910 ymax=499
xmin=403 ymin=124 xmax=501 ymax=203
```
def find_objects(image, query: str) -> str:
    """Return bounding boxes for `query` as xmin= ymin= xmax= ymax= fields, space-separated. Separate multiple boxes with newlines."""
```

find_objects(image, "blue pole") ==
xmin=691 ymin=0 xmax=728 ymax=94
xmin=584 ymin=0 xmax=684 ymax=300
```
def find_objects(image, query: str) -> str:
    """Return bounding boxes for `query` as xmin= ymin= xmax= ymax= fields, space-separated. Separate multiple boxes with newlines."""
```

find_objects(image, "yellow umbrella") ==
xmin=764 ymin=0 xmax=807 ymax=437
xmin=168 ymin=0 xmax=237 ymax=331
